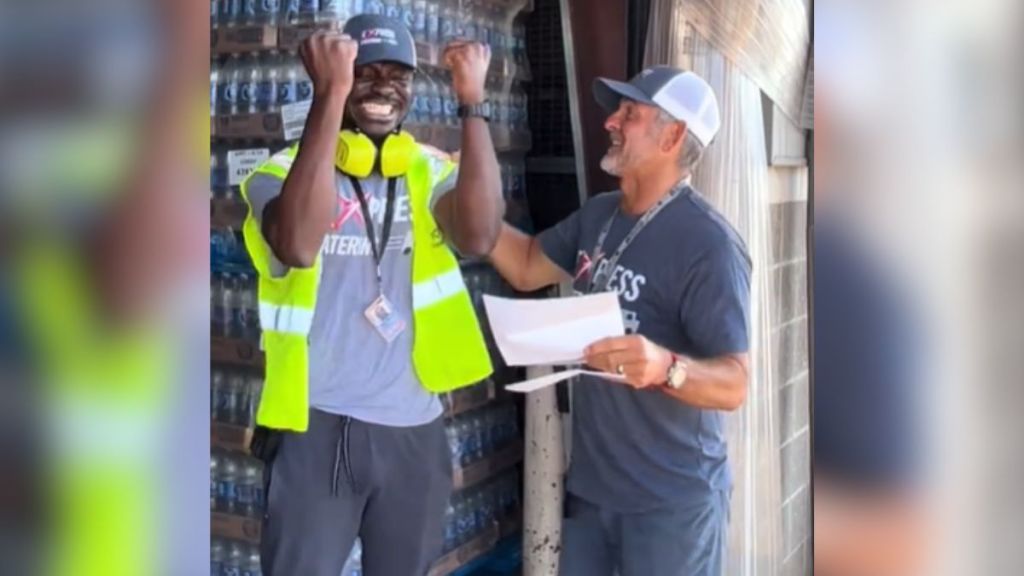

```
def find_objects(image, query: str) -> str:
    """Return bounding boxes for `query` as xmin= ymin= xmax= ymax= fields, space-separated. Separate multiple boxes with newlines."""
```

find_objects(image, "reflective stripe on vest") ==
xmin=259 ymin=302 xmax=314 ymax=334
xmin=240 ymin=141 xmax=492 ymax=432
xmin=412 ymin=267 xmax=468 ymax=310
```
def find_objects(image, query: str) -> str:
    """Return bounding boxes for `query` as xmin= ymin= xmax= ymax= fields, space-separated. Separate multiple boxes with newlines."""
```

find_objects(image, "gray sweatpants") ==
xmin=260 ymin=409 xmax=453 ymax=576
xmin=560 ymin=491 xmax=730 ymax=576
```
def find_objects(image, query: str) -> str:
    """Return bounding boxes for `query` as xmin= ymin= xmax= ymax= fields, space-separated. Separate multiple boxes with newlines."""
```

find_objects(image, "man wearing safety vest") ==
xmin=240 ymin=14 xmax=504 ymax=576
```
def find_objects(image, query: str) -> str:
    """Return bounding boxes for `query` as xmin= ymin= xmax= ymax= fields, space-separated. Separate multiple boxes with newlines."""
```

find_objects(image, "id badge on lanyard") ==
xmin=350 ymin=176 xmax=407 ymax=342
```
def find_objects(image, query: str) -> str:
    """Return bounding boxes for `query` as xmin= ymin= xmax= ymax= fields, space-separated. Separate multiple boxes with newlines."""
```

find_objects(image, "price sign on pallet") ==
xmin=227 ymin=148 xmax=271 ymax=186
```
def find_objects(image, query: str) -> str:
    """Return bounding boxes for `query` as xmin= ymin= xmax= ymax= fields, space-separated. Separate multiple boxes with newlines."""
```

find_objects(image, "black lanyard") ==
xmin=587 ymin=183 xmax=687 ymax=293
xmin=348 ymin=176 xmax=398 ymax=288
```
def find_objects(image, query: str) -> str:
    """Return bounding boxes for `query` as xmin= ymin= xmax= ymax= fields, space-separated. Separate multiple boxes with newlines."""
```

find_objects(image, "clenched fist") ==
xmin=442 ymin=41 xmax=491 ymax=104
xmin=299 ymin=30 xmax=359 ymax=99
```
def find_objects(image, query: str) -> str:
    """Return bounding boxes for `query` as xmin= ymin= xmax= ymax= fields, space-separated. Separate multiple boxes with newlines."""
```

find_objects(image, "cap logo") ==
xmin=360 ymin=28 xmax=399 ymax=47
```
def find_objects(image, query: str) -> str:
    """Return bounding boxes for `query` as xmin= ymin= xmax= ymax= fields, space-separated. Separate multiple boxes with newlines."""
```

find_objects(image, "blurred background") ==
xmin=0 ymin=0 xmax=1021 ymax=574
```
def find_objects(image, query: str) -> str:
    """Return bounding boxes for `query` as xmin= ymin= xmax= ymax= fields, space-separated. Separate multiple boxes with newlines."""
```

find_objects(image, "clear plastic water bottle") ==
xmin=295 ymin=56 xmax=314 ymax=102
xmin=238 ymin=53 xmax=260 ymax=115
xmin=224 ymin=540 xmax=245 ymax=576
xmin=469 ymin=412 xmax=485 ymax=461
xmin=397 ymin=0 xmax=415 ymax=31
xmin=210 ymin=450 xmax=222 ymax=510
xmin=241 ymin=0 xmax=257 ymax=25
xmin=243 ymin=545 xmax=262 ymax=576
xmin=443 ymin=498 xmax=458 ymax=551
xmin=211 ymin=538 xmax=226 ymax=575
xmin=219 ymin=54 xmax=241 ymax=115
xmin=277 ymin=52 xmax=298 ymax=107
xmin=364 ymin=0 xmax=385 ymax=15
xmin=217 ymin=271 xmax=237 ymax=336
xmin=227 ymin=370 xmax=247 ymax=425
xmin=211 ymin=63 xmax=220 ymax=117
xmin=441 ymin=74 xmax=458 ymax=126
xmin=281 ymin=0 xmax=300 ymax=23
xmin=455 ymin=492 xmax=477 ymax=543
xmin=251 ymin=372 xmax=265 ymax=420
xmin=426 ymin=71 xmax=443 ymax=125
xmin=424 ymin=0 xmax=440 ymax=46
xmin=445 ymin=421 xmax=462 ymax=468
xmin=319 ymin=0 xmax=348 ymax=24
xmin=236 ymin=458 xmax=262 ymax=517
xmin=474 ymin=8 xmax=489 ymax=47
xmin=220 ymin=0 xmax=241 ymax=27
xmin=297 ymin=0 xmax=318 ymax=23
xmin=236 ymin=272 xmax=257 ymax=339
xmin=256 ymin=52 xmax=278 ymax=113
xmin=256 ymin=0 xmax=281 ymax=24
xmin=439 ymin=0 xmax=456 ymax=43
xmin=218 ymin=455 xmax=239 ymax=513
xmin=411 ymin=0 xmax=428 ymax=43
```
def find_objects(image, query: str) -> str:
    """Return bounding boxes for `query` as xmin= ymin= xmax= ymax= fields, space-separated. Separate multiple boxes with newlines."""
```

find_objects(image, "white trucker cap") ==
xmin=594 ymin=66 xmax=721 ymax=146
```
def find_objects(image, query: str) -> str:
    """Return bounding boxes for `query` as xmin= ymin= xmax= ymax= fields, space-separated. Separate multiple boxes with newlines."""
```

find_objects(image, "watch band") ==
xmin=458 ymin=101 xmax=492 ymax=121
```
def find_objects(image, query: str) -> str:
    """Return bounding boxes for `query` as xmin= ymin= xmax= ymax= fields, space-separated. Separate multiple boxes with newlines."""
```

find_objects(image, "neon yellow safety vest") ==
xmin=240 ymin=140 xmax=493 ymax=432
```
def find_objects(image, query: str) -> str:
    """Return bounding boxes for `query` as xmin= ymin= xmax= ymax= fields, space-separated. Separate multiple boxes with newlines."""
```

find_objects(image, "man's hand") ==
xmin=584 ymin=335 xmax=674 ymax=389
xmin=443 ymin=41 xmax=491 ymax=104
xmin=299 ymin=29 xmax=359 ymax=99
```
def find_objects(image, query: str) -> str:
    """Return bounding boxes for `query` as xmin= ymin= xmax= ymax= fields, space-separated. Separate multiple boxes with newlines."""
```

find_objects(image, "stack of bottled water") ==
xmin=213 ymin=51 xmax=314 ymax=116
xmin=211 ymin=538 xmax=263 ymax=576
xmin=441 ymin=470 xmax=521 ymax=553
xmin=212 ymin=367 xmax=264 ymax=426
xmin=444 ymin=403 xmax=519 ymax=469
xmin=211 ymin=450 xmax=266 ymax=517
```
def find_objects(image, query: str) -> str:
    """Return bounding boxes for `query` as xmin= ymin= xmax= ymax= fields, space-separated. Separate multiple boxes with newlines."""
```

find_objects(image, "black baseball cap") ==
xmin=343 ymin=14 xmax=417 ymax=70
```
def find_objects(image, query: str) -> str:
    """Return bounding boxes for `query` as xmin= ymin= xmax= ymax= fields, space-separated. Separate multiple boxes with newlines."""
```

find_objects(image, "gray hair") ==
xmin=654 ymin=109 xmax=706 ymax=172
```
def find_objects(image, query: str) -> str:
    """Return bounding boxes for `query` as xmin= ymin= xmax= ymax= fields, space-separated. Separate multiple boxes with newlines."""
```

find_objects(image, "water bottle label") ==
xmin=239 ymin=82 xmax=255 ymax=104
xmin=236 ymin=484 xmax=254 ymax=506
xmin=464 ymin=22 xmax=476 ymax=42
xmin=413 ymin=12 xmax=426 ymax=34
xmin=256 ymin=81 xmax=275 ymax=108
xmin=243 ymin=0 xmax=257 ymax=19
xmin=299 ymin=0 xmax=318 ymax=14
xmin=384 ymin=5 xmax=401 ymax=20
xmin=443 ymin=98 xmax=457 ymax=119
xmin=403 ymin=8 xmax=416 ymax=29
xmin=224 ymin=567 xmax=241 ymax=576
xmin=284 ymin=0 xmax=300 ymax=16
xmin=429 ymin=96 xmax=442 ymax=117
xmin=217 ymin=480 xmax=236 ymax=502
xmin=440 ymin=18 xmax=454 ymax=41
xmin=277 ymin=81 xmax=297 ymax=104
xmin=221 ymin=0 xmax=240 ymax=21
xmin=220 ymin=83 xmax=238 ymax=104
xmin=427 ymin=15 xmax=439 ymax=40
xmin=297 ymin=80 xmax=313 ymax=102
xmin=257 ymin=0 xmax=280 ymax=17
xmin=366 ymin=0 xmax=385 ymax=15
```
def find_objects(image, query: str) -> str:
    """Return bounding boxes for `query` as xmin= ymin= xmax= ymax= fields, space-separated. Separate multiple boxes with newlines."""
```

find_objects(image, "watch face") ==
xmin=668 ymin=362 xmax=687 ymax=388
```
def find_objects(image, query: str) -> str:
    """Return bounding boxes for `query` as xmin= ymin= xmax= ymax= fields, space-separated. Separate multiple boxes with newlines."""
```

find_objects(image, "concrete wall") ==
xmin=768 ymin=167 xmax=811 ymax=576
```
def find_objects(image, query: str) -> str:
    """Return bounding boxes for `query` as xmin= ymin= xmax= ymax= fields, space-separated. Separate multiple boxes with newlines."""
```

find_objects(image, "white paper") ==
xmin=505 ymin=369 xmax=627 ymax=393
xmin=281 ymin=101 xmax=313 ymax=141
xmin=227 ymin=148 xmax=270 ymax=186
xmin=483 ymin=292 xmax=625 ymax=367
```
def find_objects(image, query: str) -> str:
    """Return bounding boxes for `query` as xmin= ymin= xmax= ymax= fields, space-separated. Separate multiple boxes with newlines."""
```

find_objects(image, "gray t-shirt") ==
xmin=539 ymin=188 xmax=752 ymax=512
xmin=246 ymin=165 xmax=457 ymax=427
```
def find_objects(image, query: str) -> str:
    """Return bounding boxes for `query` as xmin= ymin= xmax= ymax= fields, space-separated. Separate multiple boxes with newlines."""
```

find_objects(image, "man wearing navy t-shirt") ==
xmin=489 ymin=66 xmax=751 ymax=576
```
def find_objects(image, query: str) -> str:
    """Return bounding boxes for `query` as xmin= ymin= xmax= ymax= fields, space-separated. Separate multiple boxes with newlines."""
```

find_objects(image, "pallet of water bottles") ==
xmin=211 ymin=0 xmax=534 ymax=146
xmin=211 ymin=537 xmax=263 ymax=576
xmin=432 ymin=469 xmax=521 ymax=575
xmin=446 ymin=401 xmax=522 ymax=489
xmin=211 ymin=448 xmax=266 ymax=538
xmin=211 ymin=0 xmax=534 ymax=71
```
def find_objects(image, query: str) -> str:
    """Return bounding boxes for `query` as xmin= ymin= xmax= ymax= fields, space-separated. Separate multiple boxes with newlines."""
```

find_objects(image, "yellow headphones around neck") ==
xmin=335 ymin=129 xmax=417 ymax=179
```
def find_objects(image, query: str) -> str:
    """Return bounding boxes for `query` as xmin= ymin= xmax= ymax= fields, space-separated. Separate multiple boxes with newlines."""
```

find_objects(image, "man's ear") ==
xmin=662 ymin=121 xmax=687 ymax=153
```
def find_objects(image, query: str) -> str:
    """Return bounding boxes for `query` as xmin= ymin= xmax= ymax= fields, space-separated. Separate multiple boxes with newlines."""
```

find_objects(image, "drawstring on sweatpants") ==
xmin=331 ymin=417 xmax=354 ymax=497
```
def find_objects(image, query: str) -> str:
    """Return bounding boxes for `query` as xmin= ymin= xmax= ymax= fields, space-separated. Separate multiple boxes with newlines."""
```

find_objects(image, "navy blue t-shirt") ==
xmin=539 ymin=188 xmax=752 ymax=512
